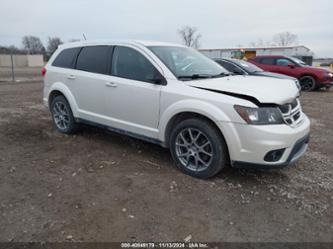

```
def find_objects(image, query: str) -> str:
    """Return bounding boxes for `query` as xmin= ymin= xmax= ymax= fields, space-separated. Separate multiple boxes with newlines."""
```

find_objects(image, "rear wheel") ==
xmin=169 ymin=118 xmax=228 ymax=179
xmin=50 ymin=95 xmax=78 ymax=134
xmin=300 ymin=76 xmax=316 ymax=91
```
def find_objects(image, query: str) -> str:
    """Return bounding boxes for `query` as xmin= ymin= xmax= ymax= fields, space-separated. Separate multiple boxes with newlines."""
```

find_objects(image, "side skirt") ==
xmin=75 ymin=118 xmax=166 ymax=147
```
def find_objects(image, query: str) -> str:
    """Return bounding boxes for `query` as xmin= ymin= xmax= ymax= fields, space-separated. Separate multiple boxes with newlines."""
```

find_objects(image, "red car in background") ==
xmin=249 ymin=55 xmax=333 ymax=91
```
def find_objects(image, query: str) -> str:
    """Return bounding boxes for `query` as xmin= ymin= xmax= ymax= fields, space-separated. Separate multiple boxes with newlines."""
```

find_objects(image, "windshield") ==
xmin=148 ymin=46 xmax=229 ymax=80
xmin=232 ymin=60 xmax=264 ymax=73
xmin=289 ymin=57 xmax=307 ymax=66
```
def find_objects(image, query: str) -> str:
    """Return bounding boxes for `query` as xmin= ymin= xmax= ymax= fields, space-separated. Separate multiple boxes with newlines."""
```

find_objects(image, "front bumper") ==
xmin=231 ymin=133 xmax=309 ymax=169
xmin=217 ymin=113 xmax=310 ymax=169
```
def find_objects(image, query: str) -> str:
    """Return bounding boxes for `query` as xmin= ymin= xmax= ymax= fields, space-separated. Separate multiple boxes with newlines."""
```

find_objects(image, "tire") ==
xmin=50 ymin=95 xmax=78 ymax=134
xmin=300 ymin=76 xmax=316 ymax=91
xmin=169 ymin=118 xmax=228 ymax=179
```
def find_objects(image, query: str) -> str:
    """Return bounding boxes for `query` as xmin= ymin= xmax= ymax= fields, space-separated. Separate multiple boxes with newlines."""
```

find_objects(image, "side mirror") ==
xmin=288 ymin=64 xmax=295 ymax=69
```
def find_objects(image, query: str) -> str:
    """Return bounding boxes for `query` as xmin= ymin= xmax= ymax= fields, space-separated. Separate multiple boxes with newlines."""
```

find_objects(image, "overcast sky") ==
xmin=1 ymin=0 xmax=332 ymax=57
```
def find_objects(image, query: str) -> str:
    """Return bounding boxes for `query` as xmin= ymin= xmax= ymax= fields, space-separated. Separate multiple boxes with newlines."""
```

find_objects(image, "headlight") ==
xmin=327 ymin=72 xmax=333 ymax=78
xmin=234 ymin=105 xmax=284 ymax=125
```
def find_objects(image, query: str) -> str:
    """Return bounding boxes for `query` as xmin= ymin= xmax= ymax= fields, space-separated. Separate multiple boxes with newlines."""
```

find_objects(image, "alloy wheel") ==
xmin=52 ymin=101 xmax=70 ymax=130
xmin=175 ymin=128 xmax=213 ymax=172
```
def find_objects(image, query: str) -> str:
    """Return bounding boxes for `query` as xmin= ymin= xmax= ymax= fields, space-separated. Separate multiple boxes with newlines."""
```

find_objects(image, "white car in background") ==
xmin=43 ymin=40 xmax=310 ymax=178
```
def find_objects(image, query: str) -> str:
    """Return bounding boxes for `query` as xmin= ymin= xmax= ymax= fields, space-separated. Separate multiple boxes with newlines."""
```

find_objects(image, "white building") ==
xmin=199 ymin=45 xmax=313 ymax=64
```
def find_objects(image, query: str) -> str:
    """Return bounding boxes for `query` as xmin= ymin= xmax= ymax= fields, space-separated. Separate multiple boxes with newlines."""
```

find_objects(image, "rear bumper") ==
xmin=231 ymin=133 xmax=309 ymax=169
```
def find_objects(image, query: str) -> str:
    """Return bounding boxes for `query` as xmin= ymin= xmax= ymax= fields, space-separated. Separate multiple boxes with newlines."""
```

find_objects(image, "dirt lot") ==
xmin=0 ymin=78 xmax=332 ymax=242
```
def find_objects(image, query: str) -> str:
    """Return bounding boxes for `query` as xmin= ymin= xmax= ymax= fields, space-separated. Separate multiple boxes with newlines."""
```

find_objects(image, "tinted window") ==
xmin=52 ymin=48 xmax=80 ymax=68
xmin=276 ymin=58 xmax=294 ymax=66
xmin=112 ymin=46 xmax=159 ymax=83
xmin=259 ymin=58 xmax=275 ymax=65
xmin=76 ymin=46 xmax=110 ymax=74
xmin=216 ymin=60 xmax=242 ymax=73
xmin=233 ymin=60 xmax=263 ymax=73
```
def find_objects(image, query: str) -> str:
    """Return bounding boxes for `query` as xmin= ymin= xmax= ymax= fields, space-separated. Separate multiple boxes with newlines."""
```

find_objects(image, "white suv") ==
xmin=43 ymin=40 xmax=310 ymax=178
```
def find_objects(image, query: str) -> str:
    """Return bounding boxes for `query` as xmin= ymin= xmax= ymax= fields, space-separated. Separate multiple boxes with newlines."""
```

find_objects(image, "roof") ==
xmin=199 ymin=45 xmax=311 ymax=52
xmin=59 ymin=39 xmax=185 ymax=49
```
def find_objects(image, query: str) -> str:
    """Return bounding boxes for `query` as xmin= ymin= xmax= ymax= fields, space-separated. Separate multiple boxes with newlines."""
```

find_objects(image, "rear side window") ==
xmin=111 ymin=46 xmax=158 ymax=83
xmin=76 ymin=46 xmax=111 ymax=75
xmin=52 ymin=48 xmax=80 ymax=69
xmin=259 ymin=58 xmax=275 ymax=65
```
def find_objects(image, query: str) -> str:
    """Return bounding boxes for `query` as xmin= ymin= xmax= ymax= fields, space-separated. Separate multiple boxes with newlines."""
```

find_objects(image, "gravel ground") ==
xmin=0 ymin=80 xmax=332 ymax=242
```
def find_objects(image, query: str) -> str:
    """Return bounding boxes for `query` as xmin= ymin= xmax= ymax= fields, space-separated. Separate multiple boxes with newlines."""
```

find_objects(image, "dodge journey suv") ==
xmin=43 ymin=40 xmax=310 ymax=178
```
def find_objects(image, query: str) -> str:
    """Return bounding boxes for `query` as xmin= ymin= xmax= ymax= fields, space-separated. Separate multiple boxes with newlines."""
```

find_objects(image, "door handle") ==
xmin=67 ymin=75 xmax=76 ymax=80
xmin=105 ymin=82 xmax=117 ymax=88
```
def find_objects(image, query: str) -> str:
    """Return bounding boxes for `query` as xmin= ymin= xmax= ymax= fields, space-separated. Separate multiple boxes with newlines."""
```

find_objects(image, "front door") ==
xmin=104 ymin=46 xmax=163 ymax=138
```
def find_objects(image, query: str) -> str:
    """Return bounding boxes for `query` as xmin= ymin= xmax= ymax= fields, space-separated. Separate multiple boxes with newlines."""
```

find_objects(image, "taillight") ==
xmin=41 ymin=67 xmax=47 ymax=77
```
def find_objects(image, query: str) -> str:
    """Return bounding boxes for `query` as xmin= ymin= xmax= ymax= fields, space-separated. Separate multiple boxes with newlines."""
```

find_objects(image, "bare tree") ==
xmin=0 ymin=45 xmax=25 ymax=54
xmin=22 ymin=35 xmax=45 ymax=54
xmin=273 ymin=32 xmax=298 ymax=46
xmin=47 ymin=37 xmax=63 ymax=55
xmin=178 ymin=26 xmax=202 ymax=48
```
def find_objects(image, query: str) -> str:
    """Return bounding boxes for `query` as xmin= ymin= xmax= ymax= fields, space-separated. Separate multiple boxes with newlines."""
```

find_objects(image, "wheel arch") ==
xmin=299 ymin=74 xmax=318 ymax=82
xmin=48 ymin=82 xmax=79 ymax=117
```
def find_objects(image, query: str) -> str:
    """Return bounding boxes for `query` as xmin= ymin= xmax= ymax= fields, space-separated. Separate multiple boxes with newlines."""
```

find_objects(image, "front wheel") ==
xmin=300 ymin=76 xmax=316 ymax=91
xmin=169 ymin=118 xmax=229 ymax=179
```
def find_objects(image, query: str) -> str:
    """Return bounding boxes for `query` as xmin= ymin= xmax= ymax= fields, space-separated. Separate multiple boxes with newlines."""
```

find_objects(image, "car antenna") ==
xmin=82 ymin=33 xmax=87 ymax=41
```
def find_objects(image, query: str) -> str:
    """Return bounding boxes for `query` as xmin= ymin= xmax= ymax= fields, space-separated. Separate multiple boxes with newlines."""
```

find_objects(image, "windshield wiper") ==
xmin=211 ymin=72 xmax=233 ymax=78
xmin=178 ymin=72 xmax=232 ymax=80
xmin=177 ymin=74 xmax=213 ymax=80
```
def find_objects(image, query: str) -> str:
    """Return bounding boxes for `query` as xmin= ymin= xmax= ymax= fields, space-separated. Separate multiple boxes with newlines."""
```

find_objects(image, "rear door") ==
xmin=105 ymin=45 xmax=163 ymax=138
xmin=256 ymin=57 xmax=276 ymax=72
xmin=70 ymin=46 xmax=112 ymax=120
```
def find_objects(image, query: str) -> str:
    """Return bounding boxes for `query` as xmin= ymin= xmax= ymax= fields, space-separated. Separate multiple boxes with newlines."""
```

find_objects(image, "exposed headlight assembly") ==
xmin=234 ymin=105 xmax=284 ymax=125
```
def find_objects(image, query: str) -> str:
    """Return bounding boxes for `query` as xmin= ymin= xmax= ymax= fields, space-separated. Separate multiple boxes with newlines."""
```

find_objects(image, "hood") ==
xmin=305 ymin=65 xmax=333 ymax=73
xmin=253 ymin=71 xmax=296 ymax=80
xmin=186 ymin=75 xmax=299 ymax=105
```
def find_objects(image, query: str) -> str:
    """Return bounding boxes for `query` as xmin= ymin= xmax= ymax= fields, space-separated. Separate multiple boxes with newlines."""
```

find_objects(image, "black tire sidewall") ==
xmin=51 ymin=96 xmax=77 ymax=134
xmin=300 ymin=76 xmax=316 ymax=91
xmin=169 ymin=118 xmax=228 ymax=179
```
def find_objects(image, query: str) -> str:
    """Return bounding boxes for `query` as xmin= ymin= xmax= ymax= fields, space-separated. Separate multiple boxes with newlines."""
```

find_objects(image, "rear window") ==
xmin=76 ymin=46 xmax=111 ymax=75
xmin=259 ymin=58 xmax=275 ymax=65
xmin=52 ymin=48 xmax=80 ymax=69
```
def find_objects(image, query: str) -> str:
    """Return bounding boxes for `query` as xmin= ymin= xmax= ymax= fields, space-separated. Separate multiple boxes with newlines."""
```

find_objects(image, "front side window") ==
xmin=217 ymin=60 xmax=244 ymax=74
xmin=149 ymin=46 xmax=228 ymax=80
xmin=76 ymin=46 xmax=110 ymax=75
xmin=276 ymin=58 xmax=295 ymax=66
xmin=52 ymin=47 xmax=80 ymax=69
xmin=289 ymin=57 xmax=306 ymax=66
xmin=111 ymin=46 xmax=160 ymax=83
xmin=234 ymin=60 xmax=263 ymax=73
